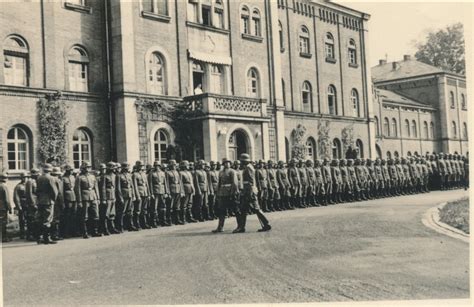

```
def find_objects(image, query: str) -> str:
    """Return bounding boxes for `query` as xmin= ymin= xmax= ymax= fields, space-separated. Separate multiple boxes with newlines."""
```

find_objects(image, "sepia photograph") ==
xmin=0 ymin=0 xmax=471 ymax=305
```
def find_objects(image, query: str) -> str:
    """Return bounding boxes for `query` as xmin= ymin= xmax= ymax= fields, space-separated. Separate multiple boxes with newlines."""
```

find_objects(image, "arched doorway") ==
xmin=228 ymin=129 xmax=249 ymax=161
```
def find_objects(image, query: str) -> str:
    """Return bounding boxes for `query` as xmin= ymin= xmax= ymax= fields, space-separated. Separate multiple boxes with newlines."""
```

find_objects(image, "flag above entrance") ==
xmin=188 ymin=50 xmax=232 ymax=66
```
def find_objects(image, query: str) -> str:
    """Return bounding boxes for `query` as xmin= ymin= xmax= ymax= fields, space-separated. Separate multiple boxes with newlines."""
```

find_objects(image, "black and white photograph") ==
xmin=0 ymin=0 xmax=472 ymax=305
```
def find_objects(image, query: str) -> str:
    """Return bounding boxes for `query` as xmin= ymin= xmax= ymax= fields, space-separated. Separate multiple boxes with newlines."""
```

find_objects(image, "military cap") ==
xmin=169 ymin=159 xmax=177 ymax=165
xmin=30 ymin=168 xmax=40 ymax=175
xmin=115 ymin=162 xmax=122 ymax=168
xmin=43 ymin=163 xmax=53 ymax=172
xmin=121 ymin=161 xmax=130 ymax=167
xmin=99 ymin=163 xmax=106 ymax=170
xmin=222 ymin=157 xmax=232 ymax=164
xmin=305 ymin=159 xmax=314 ymax=166
xmin=203 ymin=162 xmax=210 ymax=168
xmin=210 ymin=161 xmax=216 ymax=166
xmin=64 ymin=164 xmax=73 ymax=171
xmin=20 ymin=171 xmax=29 ymax=178
xmin=81 ymin=161 xmax=92 ymax=169
xmin=439 ymin=152 xmax=444 ymax=156
xmin=277 ymin=160 xmax=285 ymax=165
xmin=52 ymin=167 xmax=62 ymax=176
xmin=289 ymin=158 xmax=297 ymax=164
xmin=135 ymin=160 xmax=144 ymax=167
xmin=258 ymin=159 xmax=265 ymax=165
xmin=323 ymin=158 xmax=329 ymax=163
xmin=180 ymin=160 xmax=189 ymax=167
xmin=234 ymin=160 xmax=241 ymax=165
xmin=107 ymin=162 xmax=116 ymax=169
xmin=153 ymin=160 xmax=161 ymax=166
xmin=267 ymin=160 xmax=274 ymax=165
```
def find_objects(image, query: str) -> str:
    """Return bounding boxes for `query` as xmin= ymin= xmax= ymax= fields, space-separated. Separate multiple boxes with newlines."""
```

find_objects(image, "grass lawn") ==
xmin=439 ymin=197 xmax=470 ymax=234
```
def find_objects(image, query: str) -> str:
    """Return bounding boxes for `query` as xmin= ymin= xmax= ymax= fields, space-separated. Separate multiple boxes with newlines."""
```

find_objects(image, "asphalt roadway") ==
xmin=2 ymin=190 xmax=470 ymax=305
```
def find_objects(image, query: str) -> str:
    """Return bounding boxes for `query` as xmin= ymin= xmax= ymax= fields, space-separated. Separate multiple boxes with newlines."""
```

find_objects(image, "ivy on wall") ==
xmin=290 ymin=124 xmax=307 ymax=160
xmin=38 ymin=92 xmax=69 ymax=165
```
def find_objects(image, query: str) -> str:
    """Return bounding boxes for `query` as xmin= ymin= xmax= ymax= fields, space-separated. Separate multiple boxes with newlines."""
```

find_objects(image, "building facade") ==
xmin=0 ymin=0 xmax=467 ymax=177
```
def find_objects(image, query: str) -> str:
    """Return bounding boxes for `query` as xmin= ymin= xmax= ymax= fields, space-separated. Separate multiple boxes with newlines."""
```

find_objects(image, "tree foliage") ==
xmin=414 ymin=23 xmax=465 ymax=75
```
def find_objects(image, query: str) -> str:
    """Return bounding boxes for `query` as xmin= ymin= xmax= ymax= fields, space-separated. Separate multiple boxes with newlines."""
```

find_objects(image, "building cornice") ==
xmin=283 ymin=111 xmax=369 ymax=123
xmin=373 ymin=71 xmax=466 ymax=85
xmin=0 ymin=85 xmax=104 ymax=101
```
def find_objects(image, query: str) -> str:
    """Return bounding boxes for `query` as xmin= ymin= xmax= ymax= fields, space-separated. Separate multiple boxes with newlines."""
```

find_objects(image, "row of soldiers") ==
xmin=1 ymin=152 xmax=468 ymax=243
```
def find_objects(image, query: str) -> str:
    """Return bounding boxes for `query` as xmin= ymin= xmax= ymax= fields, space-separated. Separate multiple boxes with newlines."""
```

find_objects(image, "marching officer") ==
xmin=13 ymin=172 xmax=28 ymax=239
xmin=75 ymin=161 xmax=101 ymax=238
xmin=36 ymin=163 xmax=59 ymax=244
xmin=236 ymin=153 xmax=272 ymax=233
xmin=0 ymin=171 xmax=12 ymax=242
xmin=116 ymin=162 xmax=136 ymax=232
xmin=193 ymin=160 xmax=210 ymax=221
xmin=25 ymin=168 xmax=39 ymax=241
xmin=148 ymin=161 xmax=170 ymax=227
xmin=212 ymin=158 xmax=238 ymax=233
xmin=99 ymin=162 xmax=119 ymax=235
xmin=62 ymin=164 xmax=77 ymax=237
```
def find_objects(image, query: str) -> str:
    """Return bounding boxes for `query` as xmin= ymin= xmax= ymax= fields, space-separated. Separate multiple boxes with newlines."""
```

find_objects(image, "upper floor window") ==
xmin=383 ymin=117 xmax=390 ymax=136
xmin=350 ymin=89 xmax=359 ymax=117
xmin=7 ymin=126 xmax=30 ymax=171
xmin=214 ymin=0 xmax=224 ymax=28
xmin=247 ymin=67 xmax=260 ymax=98
xmin=302 ymin=81 xmax=312 ymax=113
xmin=279 ymin=21 xmax=284 ymax=51
xmin=327 ymin=85 xmax=337 ymax=115
xmin=391 ymin=118 xmax=398 ymax=137
xmin=429 ymin=122 xmax=435 ymax=139
xmin=325 ymin=33 xmax=335 ymax=59
xmin=463 ymin=122 xmax=468 ymax=139
xmin=348 ymin=39 xmax=357 ymax=65
xmin=450 ymin=91 xmax=455 ymax=108
xmin=241 ymin=6 xmax=250 ymax=35
xmin=404 ymin=119 xmax=410 ymax=137
xmin=452 ymin=121 xmax=457 ymax=138
xmin=423 ymin=121 xmax=429 ymax=139
xmin=374 ymin=116 xmax=380 ymax=136
xmin=3 ymin=35 xmax=29 ymax=86
xmin=72 ymin=128 xmax=92 ymax=169
xmin=252 ymin=9 xmax=261 ymax=37
xmin=411 ymin=120 xmax=417 ymax=138
xmin=299 ymin=26 xmax=310 ymax=55
xmin=201 ymin=3 xmax=212 ymax=26
xmin=68 ymin=0 xmax=86 ymax=5
xmin=143 ymin=0 xmax=168 ymax=16
xmin=461 ymin=94 xmax=467 ymax=110
xmin=210 ymin=64 xmax=223 ymax=94
xmin=148 ymin=51 xmax=166 ymax=95
xmin=68 ymin=46 xmax=89 ymax=92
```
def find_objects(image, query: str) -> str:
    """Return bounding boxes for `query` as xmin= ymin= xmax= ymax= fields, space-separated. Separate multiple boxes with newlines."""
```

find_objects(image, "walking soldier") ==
xmin=36 ymin=164 xmax=59 ymax=244
xmin=212 ymin=158 xmax=238 ymax=233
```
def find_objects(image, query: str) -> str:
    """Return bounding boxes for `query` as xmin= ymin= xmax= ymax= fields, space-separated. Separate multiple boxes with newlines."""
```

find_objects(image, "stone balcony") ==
xmin=183 ymin=93 xmax=267 ymax=118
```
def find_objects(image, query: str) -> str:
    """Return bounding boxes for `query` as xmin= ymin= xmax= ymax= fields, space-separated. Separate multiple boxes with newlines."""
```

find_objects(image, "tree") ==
xmin=414 ymin=23 xmax=465 ymax=75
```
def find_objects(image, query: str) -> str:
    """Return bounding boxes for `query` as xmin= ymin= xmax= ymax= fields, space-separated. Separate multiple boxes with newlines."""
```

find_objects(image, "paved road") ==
xmin=2 ymin=190 xmax=470 ymax=305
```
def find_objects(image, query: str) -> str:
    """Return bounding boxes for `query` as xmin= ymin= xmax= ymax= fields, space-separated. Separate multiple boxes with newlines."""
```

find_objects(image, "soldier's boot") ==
xmin=232 ymin=214 xmax=242 ymax=233
xmin=256 ymin=210 xmax=271 ymax=232
xmin=212 ymin=215 xmax=225 ymax=233
xmin=186 ymin=208 xmax=197 ymax=223
xmin=108 ymin=219 xmax=119 ymax=234
xmin=51 ymin=223 xmax=62 ymax=241
xmin=149 ymin=212 xmax=158 ymax=228
xmin=179 ymin=210 xmax=186 ymax=225
xmin=161 ymin=209 xmax=171 ymax=226
xmin=201 ymin=205 xmax=210 ymax=221
xmin=102 ymin=218 xmax=110 ymax=236
xmin=132 ymin=215 xmax=141 ymax=231
xmin=81 ymin=222 xmax=90 ymax=239
xmin=42 ymin=226 xmax=57 ymax=245
xmin=140 ymin=215 xmax=151 ymax=229
xmin=92 ymin=220 xmax=102 ymax=237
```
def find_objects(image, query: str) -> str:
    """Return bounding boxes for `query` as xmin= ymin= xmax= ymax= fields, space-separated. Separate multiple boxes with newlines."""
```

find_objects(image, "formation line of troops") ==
xmin=0 ymin=151 xmax=468 ymax=243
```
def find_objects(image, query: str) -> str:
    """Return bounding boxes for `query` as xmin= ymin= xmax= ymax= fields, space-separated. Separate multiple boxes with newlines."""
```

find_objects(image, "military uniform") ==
xmin=193 ymin=161 xmax=210 ymax=221
xmin=166 ymin=160 xmax=183 ymax=225
xmin=62 ymin=167 xmax=77 ymax=237
xmin=13 ymin=174 xmax=28 ymax=239
xmin=180 ymin=161 xmax=196 ymax=223
xmin=298 ymin=161 xmax=308 ymax=208
xmin=331 ymin=160 xmax=342 ymax=203
xmin=339 ymin=160 xmax=352 ymax=202
xmin=256 ymin=161 xmax=269 ymax=212
xmin=305 ymin=160 xmax=317 ymax=206
xmin=116 ymin=162 xmax=136 ymax=231
xmin=132 ymin=162 xmax=151 ymax=229
xmin=288 ymin=160 xmax=301 ymax=209
xmin=207 ymin=162 xmax=219 ymax=219
xmin=36 ymin=164 xmax=59 ymax=244
xmin=322 ymin=160 xmax=333 ymax=204
xmin=99 ymin=162 xmax=118 ymax=235
xmin=212 ymin=159 xmax=238 ymax=232
xmin=276 ymin=161 xmax=291 ymax=210
xmin=314 ymin=161 xmax=325 ymax=204
xmin=0 ymin=173 xmax=12 ymax=242
xmin=148 ymin=162 xmax=170 ymax=226
xmin=25 ymin=170 xmax=39 ymax=240
xmin=266 ymin=161 xmax=280 ymax=211
xmin=75 ymin=163 xmax=100 ymax=238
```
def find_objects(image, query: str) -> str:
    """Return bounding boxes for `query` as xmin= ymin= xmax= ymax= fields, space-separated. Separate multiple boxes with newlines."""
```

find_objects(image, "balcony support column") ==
xmin=203 ymin=118 xmax=218 ymax=161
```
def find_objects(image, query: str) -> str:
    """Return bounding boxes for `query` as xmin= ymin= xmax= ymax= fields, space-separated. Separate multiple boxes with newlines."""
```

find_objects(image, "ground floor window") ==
xmin=153 ymin=129 xmax=169 ymax=163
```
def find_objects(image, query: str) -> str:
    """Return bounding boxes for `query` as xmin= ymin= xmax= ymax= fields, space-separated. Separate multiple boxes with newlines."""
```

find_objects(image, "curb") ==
xmin=422 ymin=201 xmax=470 ymax=243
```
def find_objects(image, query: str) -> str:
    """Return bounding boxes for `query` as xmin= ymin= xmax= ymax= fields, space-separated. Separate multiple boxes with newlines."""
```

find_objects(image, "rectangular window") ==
xmin=143 ymin=0 xmax=167 ymax=15
xmin=349 ymin=49 xmax=356 ymax=64
xmin=242 ymin=16 xmax=250 ymax=34
xmin=69 ymin=62 xmax=88 ymax=92
xmin=300 ymin=37 xmax=310 ymax=54
xmin=326 ymin=44 xmax=334 ymax=59
xmin=214 ymin=9 xmax=224 ymax=28
xmin=188 ymin=2 xmax=198 ymax=22
xmin=202 ymin=5 xmax=211 ymax=26
xmin=4 ymin=54 xmax=27 ymax=86
xmin=253 ymin=18 xmax=261 ymax=36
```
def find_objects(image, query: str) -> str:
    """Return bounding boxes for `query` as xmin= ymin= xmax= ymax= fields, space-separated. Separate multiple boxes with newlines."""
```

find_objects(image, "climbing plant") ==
xmin=290 ymin=124 xmax=307 ymax=160
xmin=38 ymin=92 xmax=69 ymax=165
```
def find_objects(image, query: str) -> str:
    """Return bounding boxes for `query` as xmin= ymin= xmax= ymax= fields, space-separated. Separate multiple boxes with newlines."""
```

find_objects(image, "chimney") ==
xmin=392 ymin=62 xmax=398 ymax=70
xmin=379 ymin=59 xmax=387 ymax=65
xmin=403 ymin=55 xmax=411 ymax=61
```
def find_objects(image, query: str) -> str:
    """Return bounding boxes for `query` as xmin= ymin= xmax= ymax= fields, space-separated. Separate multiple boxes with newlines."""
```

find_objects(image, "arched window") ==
xmin=404 ymin=119 xmax=410 ymax=137
xmin=450 ymin=91 xmax=455 ymax=108
xmin=299 ymin=26 xmax=310 ymax=54
xmin=72 ymin=128 xmax=92 ymax=169
xmin=452 ymin=121 xmax=457 ymax=138
xmin=210 ymin=64 xmax=223 ymax=94
xmin=327 ymin=85 xmax=337 ymax=115
xmin=306 ymin=137 xmax=317 ymax=161
xmin=3 ymin=35 xmax=29 ymax=86
xmin=348 ymin=39 xmax=357 ymax=65
xmin=247 ymin=67 xmax=260 ymax=98
xmin=214 ymin=0 xmax=225 ymax=28
xmin=350 ymin=89 xmax=359 ymax=117
xmin=68 ymin=46 xmax=89 ymax=92
xmin=411 ymin=120 xmax=417 ymax=138
xmin=383 ymin=117 xmax=390 ymax=136
xmin=302 ymin=81 xmax=312 ymax=112
xmin=279 ymin=21 xmax=284 ymax=51
xmin=252 ymin=9 xmax=261 ymax=37
xmin=142 ymin=0 xmax=168 ymax=15
xmin=374 ymin=116 xmax=380 ymax=136
xmin=461 ymin=94 xmax=466 ymax=109
xmin=429 ymin=122 xmax=435 ymax=139
xmin=148 ymin=51 xmax=165 ymax=95
xmin=332 ymin=138 xmax=342 ymax=159
xmin=386 ymin=151 xmax=392 ymax=159
xmin=153 ymin=129 xmax=169 ymax=163
xmin=463 ymin=122 xmax=468 ymax=139
xmin=391 ymin=118 xmax=398 ymax=137
xmin=7 ymin=126 xmax=30 ymax=170
xmin=241 ymin=6 xmax=250 ymax=34
xmin=423 ymin=121 xmax=429 ymax=139
xmin=356 ymin=139 xmax=364 ymax=158
xmin=325 ymin=32 xmax=335 ymax=59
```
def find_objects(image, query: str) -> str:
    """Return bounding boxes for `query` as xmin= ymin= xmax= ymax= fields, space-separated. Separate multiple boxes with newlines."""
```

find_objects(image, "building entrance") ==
xmin=228 ymin=129 xmax=249 ymax=161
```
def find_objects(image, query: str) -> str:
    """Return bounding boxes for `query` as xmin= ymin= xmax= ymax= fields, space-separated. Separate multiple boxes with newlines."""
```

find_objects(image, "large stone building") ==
xmin=0 ymin=0 xmax=467 ymax=176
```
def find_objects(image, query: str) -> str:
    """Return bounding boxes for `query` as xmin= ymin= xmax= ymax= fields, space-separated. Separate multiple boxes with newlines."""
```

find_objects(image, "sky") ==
xmin=335 ymin=0 xmax=473 ymax=67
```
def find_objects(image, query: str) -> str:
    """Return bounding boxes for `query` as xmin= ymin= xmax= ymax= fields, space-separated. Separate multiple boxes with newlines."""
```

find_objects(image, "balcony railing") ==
xmin=183 ymin=93 xmax=267 ymax=118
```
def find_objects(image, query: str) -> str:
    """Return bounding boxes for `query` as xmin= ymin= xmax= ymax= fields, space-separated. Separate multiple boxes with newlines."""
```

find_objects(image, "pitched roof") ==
xmin=375 ymin=89 xmax=437 ymax=110
xmin=371 ymin=59 xmax=444 ymax=83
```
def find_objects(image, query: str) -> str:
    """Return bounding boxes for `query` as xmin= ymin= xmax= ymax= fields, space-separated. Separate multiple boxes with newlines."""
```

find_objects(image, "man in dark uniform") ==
xmin=36 ymin=164 xmax=59 ymax=244
xmin=276 ymin=160 xmax=291 ymax=210
xmin=193 ymin=160 xmax=210 ymax=221
xmin=148 ymin=160 xmax=170 ymax=226
xmin=50 ymin=167 xmax=64 ymax=241
xmin=62 ymin=164 xmax=77 ymax=237
xmin=212 ymin=158 xmax=238 ymax=233
xmin=13 ymin=172 xmax=28 ymax=239
xmin=0 ymin=171 xmax=12 ymax=242
xmin=166 ymin=160 xmax=183 ymax=225
xmin=235 ymin=154 xmax=271 ymax=233
xmin=207 ymin=161 xmax=219 ymax=220
xmin=116 ymin=162 xmax=136 ymax=232
xmin=75 ymin=161 xmax=101 ymax=238
xmin=232 ymin=160 xmax=243 ymax=217
xmin=256 ymin=160 xmax=269 ymax=212
xmin=99 ymin=162 xmax=119 ymax=235
xmin=25 ymin=168 xmax=39 ymax=241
